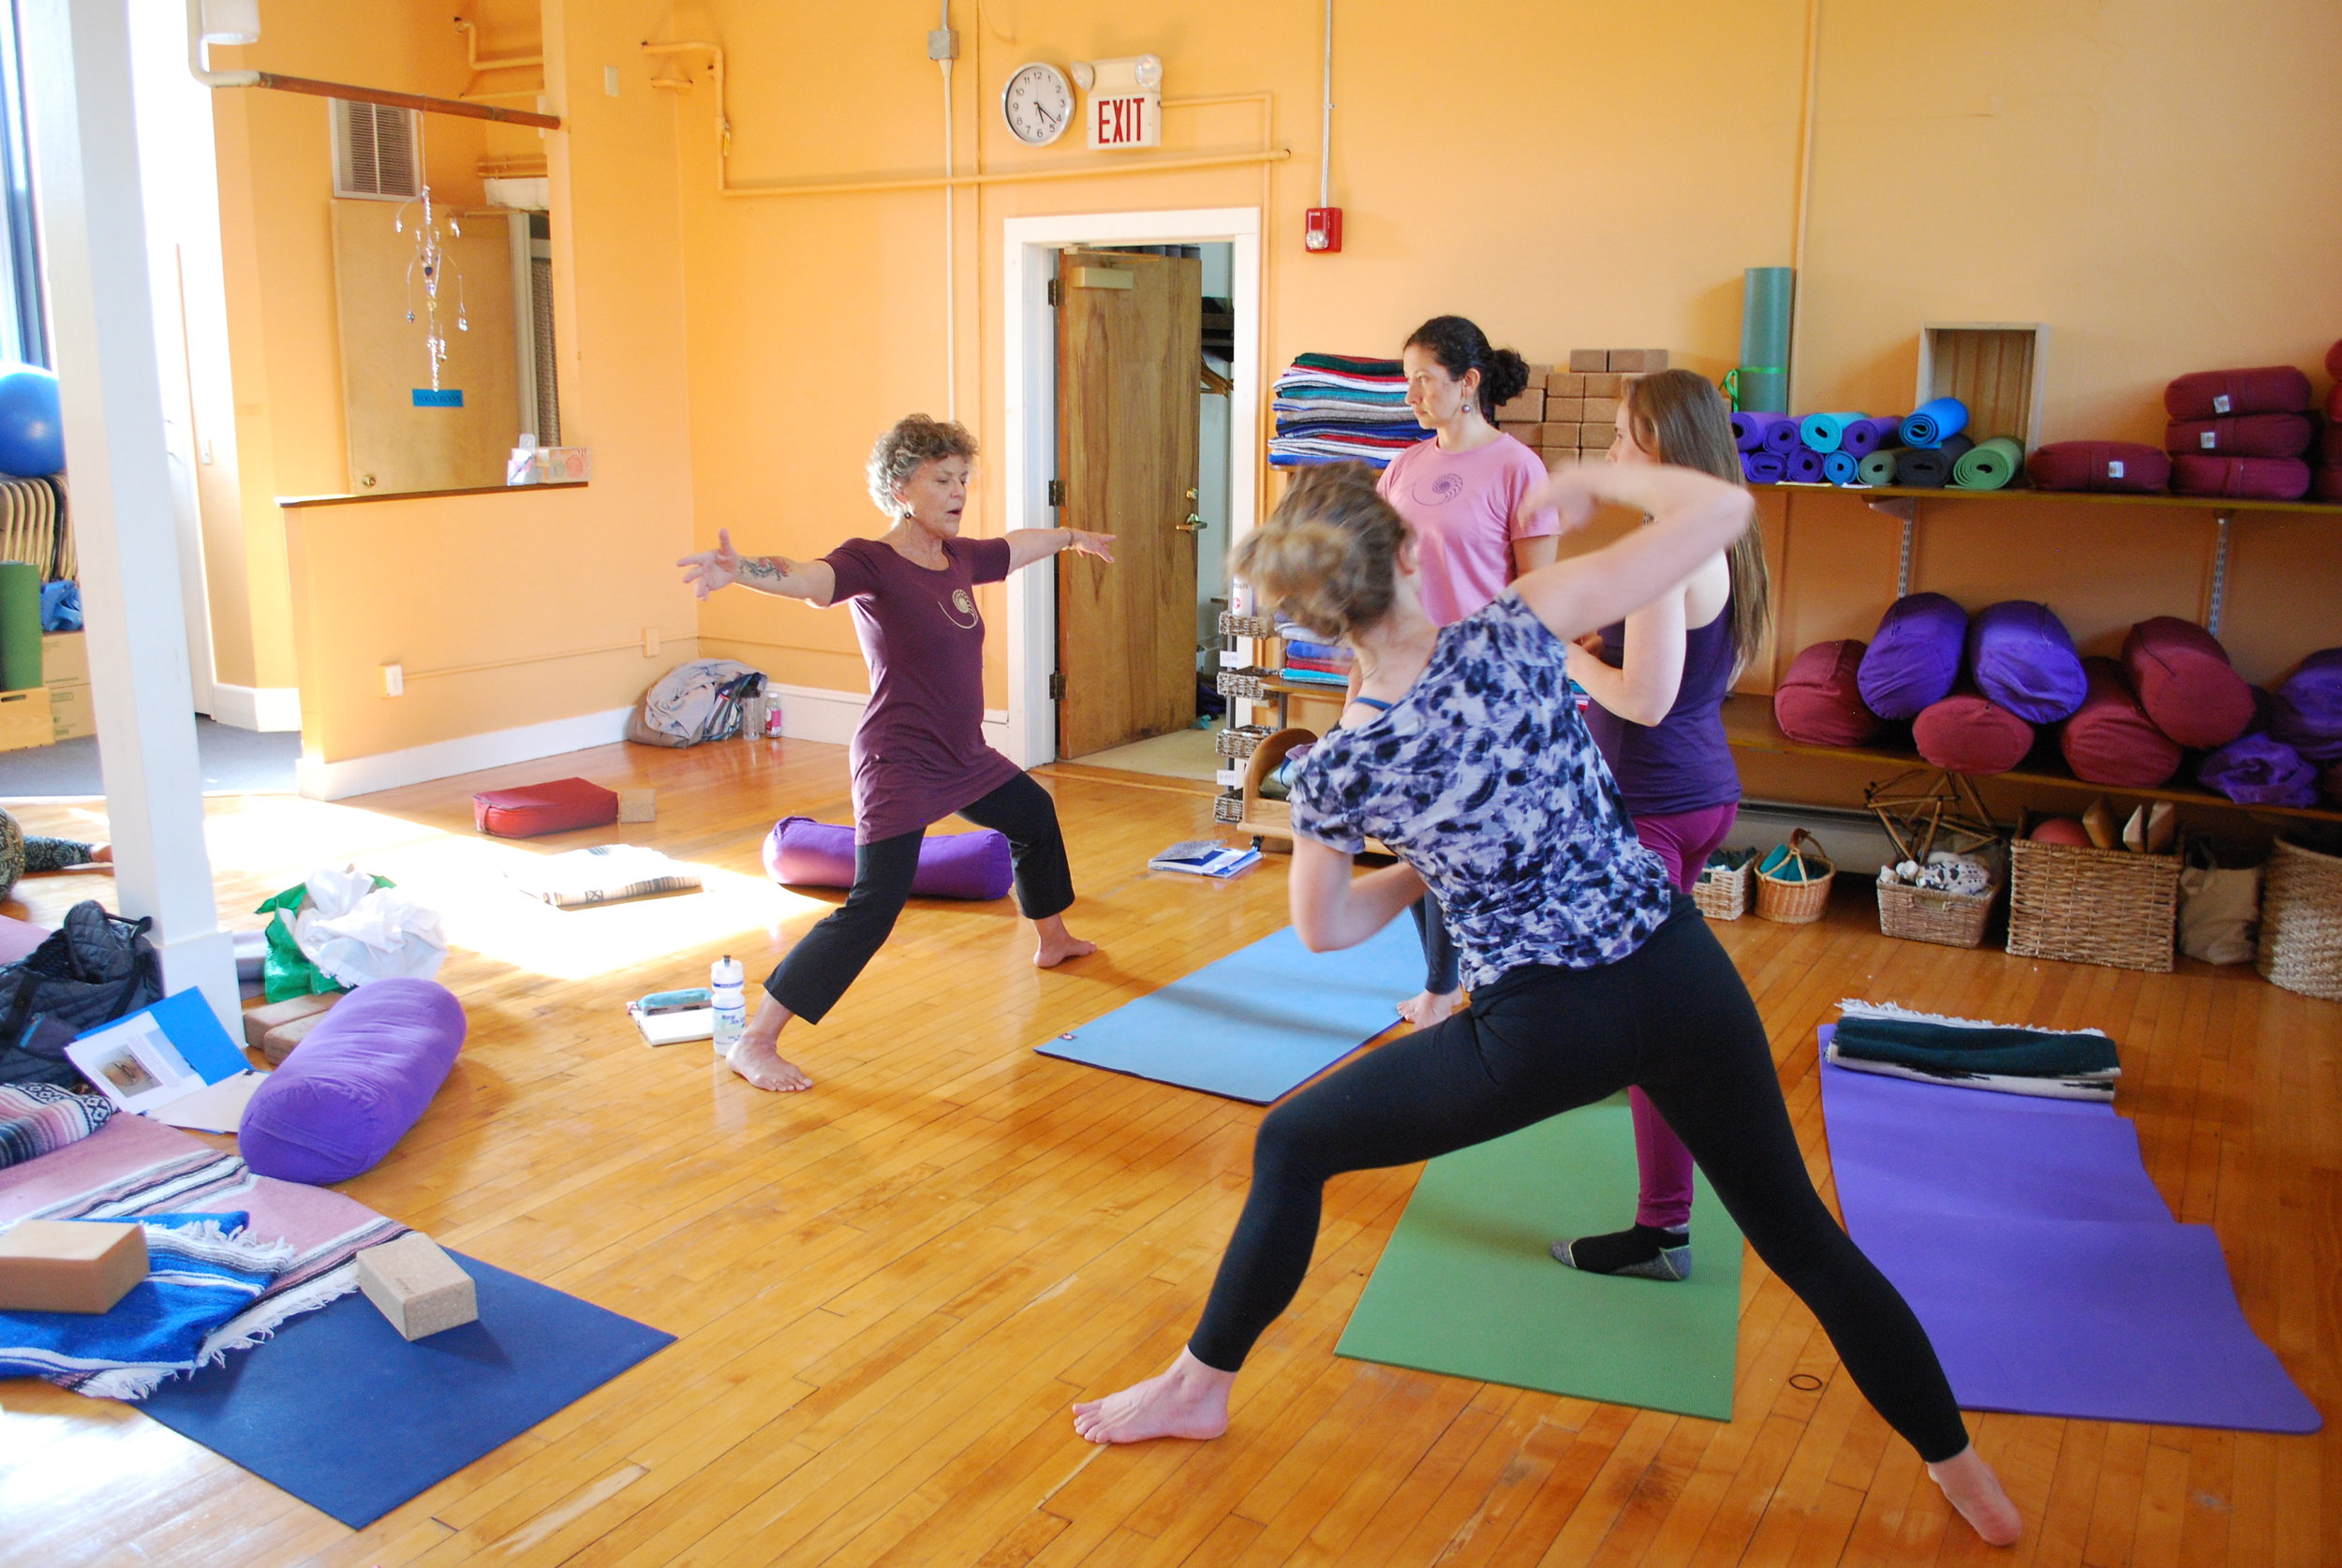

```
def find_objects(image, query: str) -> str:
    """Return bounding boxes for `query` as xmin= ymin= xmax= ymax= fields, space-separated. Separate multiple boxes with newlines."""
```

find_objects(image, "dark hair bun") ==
xmin=1482 ymin=348 xmax=1530 ymax=411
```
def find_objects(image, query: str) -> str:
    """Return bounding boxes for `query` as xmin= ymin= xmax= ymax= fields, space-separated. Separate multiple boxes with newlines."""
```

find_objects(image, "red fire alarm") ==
xmin=1303 ymin=206 xmax=1342 ymax=253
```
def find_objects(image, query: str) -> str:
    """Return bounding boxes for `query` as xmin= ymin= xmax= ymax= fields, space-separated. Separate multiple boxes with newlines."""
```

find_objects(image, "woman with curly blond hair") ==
xmin=678 ymin=415 xmax=1114 ymax=1092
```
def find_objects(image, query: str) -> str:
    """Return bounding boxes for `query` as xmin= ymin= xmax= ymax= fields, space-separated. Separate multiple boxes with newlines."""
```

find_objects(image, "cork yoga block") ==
xmin=356 ymin=1232 xmax=479 ymax=1340
xmin=0 ymin=1219 xmax=148 ymax=1313
xmin=241 ymin=991 xmax=339 ymax=1052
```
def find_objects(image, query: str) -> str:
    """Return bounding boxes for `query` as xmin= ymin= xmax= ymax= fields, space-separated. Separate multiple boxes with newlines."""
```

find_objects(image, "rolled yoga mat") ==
xmin=1786 ymin=447 xmax=1826 ymax=483
xmin=1857 ymin=449 xmax=1901 ymax=486
xmin=1733 ymin=266 xmax=1794 ymax=413
xmin=1892 ymin=433 xmax=1974 ymax=488
xmin=1900 ymin=396 xmax=1970 ymax=448
xmin=1840 ymin=416 xmax=1905 ymax=458
xmin=1950 ymin=436 xmax=2026 ymax=490
xmin=1759 ymin=417 xmax=1802 ymax=457
xmin=1818 ymin=1042 xmax=2319 ymax=1432
xmin=1798 ymin=411 xmax=1867 ymax=453
xmin=1742 ymin=451 xmax=1786 ymax=484
xmin=0 ymin=560 xmax=40 ymax=689
xmin=1823 ymin=451 xmax=1860 ymax=485
xmin=1337 ymin=1094 xmax=1743 ymax=1419
xmin=1730 ymin=409 xmax=1795 ymax=452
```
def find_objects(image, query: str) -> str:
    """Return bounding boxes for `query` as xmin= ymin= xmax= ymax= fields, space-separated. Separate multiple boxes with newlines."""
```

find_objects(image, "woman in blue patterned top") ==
xmin=1071 ymin=460 xmax=2021 ymax=1548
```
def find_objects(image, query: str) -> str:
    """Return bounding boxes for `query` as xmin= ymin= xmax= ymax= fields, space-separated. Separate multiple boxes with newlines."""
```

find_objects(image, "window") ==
xmin=0 ymin=2 xmax=46 ymax=365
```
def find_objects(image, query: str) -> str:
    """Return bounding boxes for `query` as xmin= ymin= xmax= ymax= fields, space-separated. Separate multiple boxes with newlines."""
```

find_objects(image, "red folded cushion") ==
xmin=2164 ymin=414 xmax=2314 ymax=458
xmin=2122 ymin=616 xmax=2255 ymax=747
xmin=2060 ymin=658 xmax=2183 ymax=787
xmin=2318 ymin=464 xmax=2342 ymax=503
xmin=2024 ymin=441 xmax=2169 ymax=495
xmin=2169 ymin=454 xmax=2311 ymax=501
xmin=2329 ymin=383 xmax=2342 ymax=422
xmin=1773 ymin=639 xmax=1880 ymax=747
xmin=2328 ymin=339 xmax=2342 ymax=380
xmin=2163 ymin=365 xmax=2312 ymax=421
xmin=1913 ymin=690 xmax=2036 ymax=775
xmin=2322 ymin=422 xmax=2342 ymax=463
xmin=472 ymin=777 xmax=621 ymax=837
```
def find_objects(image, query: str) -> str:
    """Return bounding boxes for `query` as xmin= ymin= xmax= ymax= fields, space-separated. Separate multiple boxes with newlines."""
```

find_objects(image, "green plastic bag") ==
xmin=252 ymin=875 xmax=393 ymax=1002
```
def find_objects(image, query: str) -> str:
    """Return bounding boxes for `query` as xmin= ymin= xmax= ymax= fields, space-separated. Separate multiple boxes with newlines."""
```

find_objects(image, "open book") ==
xmin=65 ymin=991 xmax=265 ymax=1132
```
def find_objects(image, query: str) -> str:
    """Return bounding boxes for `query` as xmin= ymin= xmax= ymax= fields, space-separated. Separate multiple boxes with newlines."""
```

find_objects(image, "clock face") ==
xmin=1002 ymin=63 xmax=1074 ymax=147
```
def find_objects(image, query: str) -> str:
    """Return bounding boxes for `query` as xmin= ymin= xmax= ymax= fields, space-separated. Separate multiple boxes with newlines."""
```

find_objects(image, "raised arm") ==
xmin=679 ymin=527 xmax=837 ymax=607
xmin=1510 ymin=464 xmax=1750 ymax=648
xmin=1005 ymin=527 xmax=1117 ymax=572
xmin=1288 ymin=836 xmax=1426 ymax=953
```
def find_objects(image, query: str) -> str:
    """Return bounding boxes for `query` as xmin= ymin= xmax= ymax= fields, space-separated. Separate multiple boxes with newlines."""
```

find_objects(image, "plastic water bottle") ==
xmin=710 ymin=955 xmax=746 ymax=1052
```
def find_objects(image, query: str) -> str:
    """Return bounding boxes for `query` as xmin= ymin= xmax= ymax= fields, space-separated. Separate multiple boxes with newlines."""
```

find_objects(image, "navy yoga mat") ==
xmin=140 ymin=1252 xmax=676 ymax=1528
xmin=1819 ymin=1035 xmax=2318 ymax=1433
xmin=1037 ymin=918 xmax=1414 ymax=1102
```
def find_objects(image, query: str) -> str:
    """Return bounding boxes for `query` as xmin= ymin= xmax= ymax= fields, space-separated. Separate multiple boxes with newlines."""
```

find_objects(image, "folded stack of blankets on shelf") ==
xmin=1268 ymin=354 xmax=1425 ymax=470
xmin=1278 ymin=625 xmax=1355 ymax=688
xmin=1824 ymin=999 xmax=2121 ymax=1102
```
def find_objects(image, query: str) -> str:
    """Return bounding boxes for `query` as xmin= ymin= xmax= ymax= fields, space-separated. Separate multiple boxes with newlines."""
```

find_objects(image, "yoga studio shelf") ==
xmin=1721 ymin=695 xmax=2342 ymax=828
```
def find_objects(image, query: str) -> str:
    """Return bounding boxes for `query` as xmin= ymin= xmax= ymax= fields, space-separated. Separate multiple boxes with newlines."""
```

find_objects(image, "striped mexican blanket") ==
xmin=1826 ymin=999 xmax=2122 ymax=1102
xmin=0 ymin=1084 xmax=114 ymax=1171
xmin=0 ymin=1111 xmax=407 ymax=1398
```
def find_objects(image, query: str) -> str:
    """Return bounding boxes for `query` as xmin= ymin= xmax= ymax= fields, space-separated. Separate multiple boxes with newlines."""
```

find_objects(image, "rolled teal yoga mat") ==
xmin=1337 ymin=1095 xmax=1742 ymax=1419
xmin=0 ymin=560 xmax=40 ymax=689
xmin=1734 ymin=267 xmax=1794 ymax=414
xmin=1951 ymin=436 xmax=2025 ymax=491
xmin=1799 ymin=411 xmax=1866 ymax=453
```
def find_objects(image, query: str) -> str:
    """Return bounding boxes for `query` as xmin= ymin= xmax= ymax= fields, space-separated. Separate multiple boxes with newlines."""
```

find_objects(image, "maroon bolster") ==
xmin=2061 ymin=658 xmax=2183 ymax=787
xmin=2122 ymin=616 xmax=2254 ymax=748
xmin=1913 ymin=689 xmax=2036 ymax=776
xmin=1773 ymin=639 xmax=1881 ymax=747
xmin=2163 ymin=365 xmax=2312 ymax=421
xmin=2169 ymin=454 xmax=2311 ymax=501
xmin=2164 ymin=414 xmax=2313 ymax=458
xmin=2024 ymin=440 xmax=2169 ymax=494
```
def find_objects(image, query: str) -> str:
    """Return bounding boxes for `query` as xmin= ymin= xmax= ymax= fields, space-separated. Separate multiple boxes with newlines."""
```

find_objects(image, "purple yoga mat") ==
xmin=1819 ymin=1036 xmax=2318 ymax=1433
xmin=1742 ymin=451 xmax=1786 ymax=485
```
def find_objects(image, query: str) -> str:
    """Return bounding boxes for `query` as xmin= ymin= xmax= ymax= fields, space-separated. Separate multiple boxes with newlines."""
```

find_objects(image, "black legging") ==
xmin=1409 ymin=892 xmax=1460 ymax=995
xmin=1187 ymin=896 xmax=1971 ymax=1463
xmin=765 ymin=772 xmax=1075 ymax=1023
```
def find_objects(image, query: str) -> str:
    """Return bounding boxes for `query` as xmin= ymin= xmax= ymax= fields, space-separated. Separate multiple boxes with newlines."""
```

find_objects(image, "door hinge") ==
xmin=1046 ymin=479 xmax=1064 ymax=507
xmin=1048 ymin=671 xmax=1066 ymax=701
xmin=1046 ymin=277 xmax=1061 ymax=306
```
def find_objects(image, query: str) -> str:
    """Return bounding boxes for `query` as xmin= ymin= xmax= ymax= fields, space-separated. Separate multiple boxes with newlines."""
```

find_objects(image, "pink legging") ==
xmin=1628 ymin=802 xmax=1739 ymax=1230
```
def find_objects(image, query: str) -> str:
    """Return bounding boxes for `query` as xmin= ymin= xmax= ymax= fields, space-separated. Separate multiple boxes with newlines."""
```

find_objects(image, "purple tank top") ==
xmin=1583 ymin=601 xmax=1742 ymax=817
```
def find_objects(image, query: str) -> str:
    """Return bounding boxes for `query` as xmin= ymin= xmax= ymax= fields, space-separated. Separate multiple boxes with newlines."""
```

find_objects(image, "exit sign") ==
xmin=1089 ymin=91 xmax=1159 ymax=150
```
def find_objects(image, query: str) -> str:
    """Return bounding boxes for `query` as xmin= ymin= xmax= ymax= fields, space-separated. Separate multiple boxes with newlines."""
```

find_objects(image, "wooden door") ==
xmin=332 ymin=200 xmax=520 ymax=495
xmin=1055 ymin=248 xmax=1201 ymax=757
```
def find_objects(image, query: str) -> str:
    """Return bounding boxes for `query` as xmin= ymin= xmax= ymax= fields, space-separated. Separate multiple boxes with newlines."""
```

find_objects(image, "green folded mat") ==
xmin=1832 ymin=1013 xmax=2119 ymax=1078
xmin=1857 ymin=449 xmax=1901 ymax=486
xmin=0 ymin=560 xmax=41 ymax=690
xmin=1950 ymin=436 xmax=2026 ymax=491
xmin=1337 ymin=1094 xmax=1742 ymax=1419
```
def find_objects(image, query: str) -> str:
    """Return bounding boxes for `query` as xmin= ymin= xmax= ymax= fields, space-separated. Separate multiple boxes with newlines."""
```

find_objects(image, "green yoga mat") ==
xmin=0 ymin=560 xmax=40 ymax=689
xmin=1733 ymin=267 xmax=1795 ymax=413
xmin=1858 ymin=449 xmax=1901 ymax=487
xmin=1950 ymin=435 xmax=2025 ymax=491
xmin=1337 ymin=1094 xmax=1743 ymax=1419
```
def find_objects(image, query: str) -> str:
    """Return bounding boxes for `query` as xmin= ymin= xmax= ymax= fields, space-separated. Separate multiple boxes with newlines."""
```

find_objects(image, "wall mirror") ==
xmin=328 ymin=95 xmax=556 ymax=496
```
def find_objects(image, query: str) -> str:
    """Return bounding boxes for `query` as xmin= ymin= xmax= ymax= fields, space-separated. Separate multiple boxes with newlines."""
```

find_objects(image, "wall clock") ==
xmin=1001 ymin=62 xmax=1075 ymax=147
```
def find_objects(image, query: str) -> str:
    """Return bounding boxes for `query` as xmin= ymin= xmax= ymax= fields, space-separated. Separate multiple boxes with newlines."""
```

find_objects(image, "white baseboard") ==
xmin=770 ymin=681 xmax=1012 ymax=756
xmin=297 ymin=705 xmax=633 ymax=801
xmin=210 ymin=684 xmax=302 ymax=732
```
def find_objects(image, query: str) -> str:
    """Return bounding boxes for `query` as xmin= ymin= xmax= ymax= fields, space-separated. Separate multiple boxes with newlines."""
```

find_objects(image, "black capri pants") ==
xmin=764 ymin=771 xmax=1075 ymax=1024
xmin=1187 ymin=897 xmax=1972 ymax=1463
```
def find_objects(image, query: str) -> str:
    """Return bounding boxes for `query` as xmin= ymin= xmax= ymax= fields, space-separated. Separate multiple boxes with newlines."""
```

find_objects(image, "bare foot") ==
xmin=1397 ymin=988 xmax=1463 ymax=1028
xmin=91 ymin=844 xmax=113 ymax=865
xmin=1929 ymin=1444 xmax=2022 ymax=1546
xmin=724 ymin=1036 xmax=812 ymax=1092
xmin=1072 ymin=1349 xmax=1234 ymax=1444
xmin=1033 ymin=914 xmax=1096 ymax=969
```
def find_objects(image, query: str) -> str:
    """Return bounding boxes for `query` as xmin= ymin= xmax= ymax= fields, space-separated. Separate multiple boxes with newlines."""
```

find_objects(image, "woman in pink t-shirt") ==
xmin=1372 ymin=315 xmax=1560 ymax=1025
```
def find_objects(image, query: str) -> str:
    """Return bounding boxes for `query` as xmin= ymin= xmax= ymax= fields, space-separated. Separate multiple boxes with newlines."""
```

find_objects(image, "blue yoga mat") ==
xmin=1900 ymin=396 xmax=1969 ymax=448
xmin=1823 ymin=451 xmax=1860 ymax=484
xmin=1037 ymin=918 xmax=1415 ymax=1102
xmin=140 ymin=1250 xmax=675 ymax=1528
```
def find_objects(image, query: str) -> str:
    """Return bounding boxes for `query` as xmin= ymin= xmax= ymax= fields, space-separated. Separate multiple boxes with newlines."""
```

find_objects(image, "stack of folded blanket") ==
xmin=1824 ymin=999 xmax=2120 ymax=1102
xmin=1268 ymin=353 xmax=1426 ymax=469
xmin=2163 ymin=363 xmax=2316 ymax=499
xmin=1278 ymin=628 xmax=1355 ymax=688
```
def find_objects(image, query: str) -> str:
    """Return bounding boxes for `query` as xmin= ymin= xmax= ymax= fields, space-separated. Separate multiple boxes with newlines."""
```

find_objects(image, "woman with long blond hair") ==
xmin=1550 ymin=367 xmax=1771 ymax=1283
xmin=1068 ymin=457 xmax=2021 ymax=1550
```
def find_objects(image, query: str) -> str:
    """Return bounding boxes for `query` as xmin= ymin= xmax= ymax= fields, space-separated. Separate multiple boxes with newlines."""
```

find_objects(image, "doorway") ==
xmin=998 ymin=209 xmax=1262 ymax=771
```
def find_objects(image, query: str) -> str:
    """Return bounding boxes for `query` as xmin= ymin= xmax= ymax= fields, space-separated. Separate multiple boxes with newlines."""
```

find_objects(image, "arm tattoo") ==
xmin=738 ymin=556 xmax=789 ymax=584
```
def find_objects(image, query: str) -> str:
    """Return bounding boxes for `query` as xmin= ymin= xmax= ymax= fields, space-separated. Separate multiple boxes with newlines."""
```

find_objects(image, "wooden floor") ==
xmin=1 ymin=735 xmax=2335 ymax=1567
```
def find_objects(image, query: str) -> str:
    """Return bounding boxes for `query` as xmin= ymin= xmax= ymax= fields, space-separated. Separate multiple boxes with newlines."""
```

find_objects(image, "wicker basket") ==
xmin=2257 ymin=837 xmax=2342 ymax=1000
xmin=1692 ymin=855 xmax=1753 ymax=921
xmin=1756 ymin=830 xmax=1836 ymax=925
xmin=2006 ymin=811 xmax=2179 ymax=971
xmin=1875 ymin=842 xmax=2004 ymax=948
xmin=1215 ymin=724 xmax=1273 ymax=760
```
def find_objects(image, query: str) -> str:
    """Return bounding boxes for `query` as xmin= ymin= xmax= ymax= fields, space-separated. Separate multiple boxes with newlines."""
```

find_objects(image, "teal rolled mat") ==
xmin=0 ymin=560 xmax=40 ymax=690
xmin=1951 ymin=436 xmax=2026 ymax=491
xmin=1857 ymin=449 xmax=1901 ymax=486
xmin=1799 ymin=411 xmax=1866 ymax=452
xmin=1735 ymin=266 xmax=1794 ymax=413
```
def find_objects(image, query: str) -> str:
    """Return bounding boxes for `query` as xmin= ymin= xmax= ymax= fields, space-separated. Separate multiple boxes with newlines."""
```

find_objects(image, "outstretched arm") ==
xmin=679 ymin=527 xmax=837 ymax=607
xmin=1288 ymin=836 xmax=1426 ymax=953
xmin=1005 ymin=527 xmax=1117 ymax=572
xmin=1510 ymin=464 xmax=1750 ymax=648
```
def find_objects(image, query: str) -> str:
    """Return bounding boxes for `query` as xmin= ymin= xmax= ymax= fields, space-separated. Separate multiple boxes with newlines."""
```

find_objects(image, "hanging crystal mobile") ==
xmin=394 ymin=185 xmax=469 ymax=391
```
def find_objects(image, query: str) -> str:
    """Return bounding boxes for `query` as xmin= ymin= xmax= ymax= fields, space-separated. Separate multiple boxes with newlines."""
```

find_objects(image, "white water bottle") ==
xmin=710 ymin=954 xmax=747 ymax=1051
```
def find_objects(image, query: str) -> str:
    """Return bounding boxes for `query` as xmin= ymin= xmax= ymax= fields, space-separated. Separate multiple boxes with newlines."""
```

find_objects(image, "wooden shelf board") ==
xmin=1757 ymin=482 xmax=2342 ymax=517
xmin=1721 ymin=695 xmax=2342 ymax=825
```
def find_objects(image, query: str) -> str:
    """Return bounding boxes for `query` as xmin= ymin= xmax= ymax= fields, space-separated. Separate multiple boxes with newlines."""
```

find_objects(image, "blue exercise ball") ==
xmin=0 ymin=366 xmax=64 ymax=478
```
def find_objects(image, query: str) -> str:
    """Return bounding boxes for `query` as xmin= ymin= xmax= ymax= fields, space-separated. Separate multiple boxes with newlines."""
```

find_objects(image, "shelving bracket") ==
xmin=2207 ymin=512 xmax=2233 ymax=637
xmin=1863 ymin=496 xmax=1918 ymax=597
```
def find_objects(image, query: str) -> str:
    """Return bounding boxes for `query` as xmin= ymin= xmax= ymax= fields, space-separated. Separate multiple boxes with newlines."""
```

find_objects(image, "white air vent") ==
xmin=332 ymin=100 xmax=422 ymax=200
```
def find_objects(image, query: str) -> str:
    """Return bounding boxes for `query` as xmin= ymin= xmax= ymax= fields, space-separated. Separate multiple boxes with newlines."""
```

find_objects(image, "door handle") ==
xmin=1175 ymin=513 xmax=1207 ymax=534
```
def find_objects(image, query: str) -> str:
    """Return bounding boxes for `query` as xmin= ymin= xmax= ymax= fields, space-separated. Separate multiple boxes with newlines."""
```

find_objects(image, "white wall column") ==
xmin=21 ymin=0 xmax=236 ymax=1027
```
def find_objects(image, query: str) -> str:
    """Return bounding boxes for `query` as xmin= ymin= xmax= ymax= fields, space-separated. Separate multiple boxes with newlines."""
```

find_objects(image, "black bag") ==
xmin=0 ymin=901 xmax=164 ymax=1087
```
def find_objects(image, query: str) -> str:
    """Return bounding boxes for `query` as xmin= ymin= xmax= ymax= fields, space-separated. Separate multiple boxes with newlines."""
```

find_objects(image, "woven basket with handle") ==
xmin=1756 ymin=829 xmax=1835 ymax=925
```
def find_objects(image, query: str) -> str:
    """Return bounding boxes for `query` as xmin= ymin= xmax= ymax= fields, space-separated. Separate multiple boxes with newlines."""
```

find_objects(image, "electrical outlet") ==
xmin=643 ymin=627 xmax=661 ymax=658
xmin=381 ymin=662 xmax=405 ymax=697
xmin=603 ymin=65 xmax=620 ymax=96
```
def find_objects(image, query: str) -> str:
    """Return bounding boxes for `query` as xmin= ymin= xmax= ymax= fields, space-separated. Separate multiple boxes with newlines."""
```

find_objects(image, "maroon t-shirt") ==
xmin=822 ymin=534 xmax=1021 ymax=843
